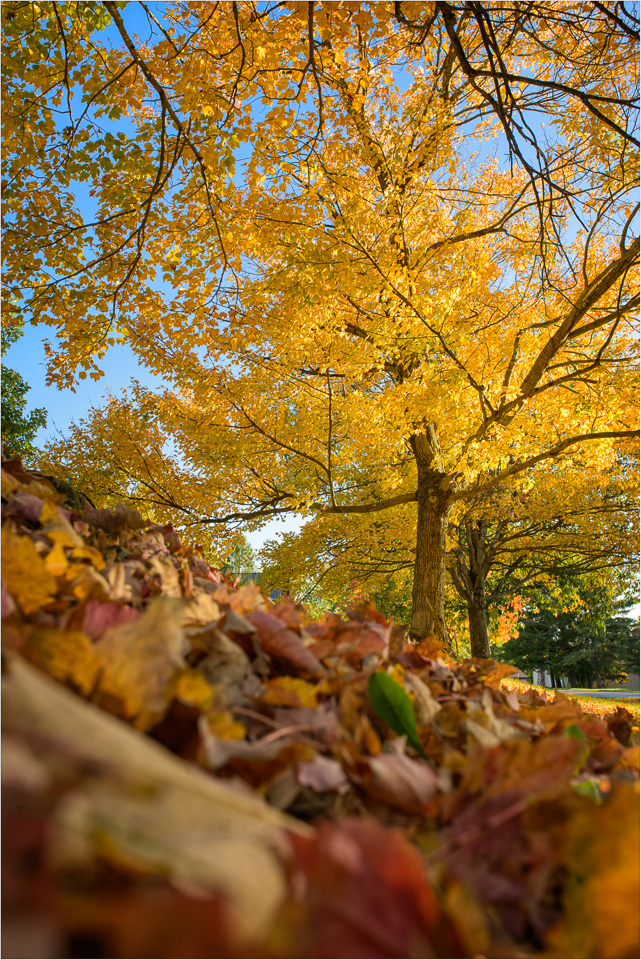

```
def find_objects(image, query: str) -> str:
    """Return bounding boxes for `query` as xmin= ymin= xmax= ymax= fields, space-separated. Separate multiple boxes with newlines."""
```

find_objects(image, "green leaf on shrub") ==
xmin=368 ymin=672 xmax=427 ymax=760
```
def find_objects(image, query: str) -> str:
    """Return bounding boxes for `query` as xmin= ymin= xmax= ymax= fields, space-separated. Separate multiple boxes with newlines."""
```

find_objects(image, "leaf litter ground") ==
xmin=2 ymin=458 xmax=639 ymax=959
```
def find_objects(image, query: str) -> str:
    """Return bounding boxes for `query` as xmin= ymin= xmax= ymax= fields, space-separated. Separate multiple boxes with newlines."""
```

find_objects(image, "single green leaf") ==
xmin=368 ymin=672 xmax=427 ymax=760
xmin=564 ymin=723 xmax=590 ymax=771
xmin=564 ymin=723 xmax=589 ymax=741
xmin=571 ymin=777 xmax=603 ymax=805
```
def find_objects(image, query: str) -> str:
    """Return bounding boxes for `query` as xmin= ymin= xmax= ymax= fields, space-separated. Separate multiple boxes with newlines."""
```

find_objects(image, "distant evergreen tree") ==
xmin=2 ymin=321 xmax=47 ymax=463
xmin=500 ymin=578 xmax=639 ymax=688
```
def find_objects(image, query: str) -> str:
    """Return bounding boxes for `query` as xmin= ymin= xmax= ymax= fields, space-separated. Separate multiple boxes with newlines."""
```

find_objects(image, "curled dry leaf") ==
xmin=2 ymin=655 xmax=310 ymax=946
xmin=83 ymin=500 xmax=146 ymax=534
xmin=3 ymin=490 xmax=45 ymax=524
xmin=346 ymin=747 xmax=439 ymax=815
xmin=403 ymin=671 xmax=440 ymax=725
xmin=93 ymin=596 xmax=187 ymax=729
xmin=250 ymin=610 xmax=324 ymax=678
xmin=297 ymin=756 xmax=349 ymax=795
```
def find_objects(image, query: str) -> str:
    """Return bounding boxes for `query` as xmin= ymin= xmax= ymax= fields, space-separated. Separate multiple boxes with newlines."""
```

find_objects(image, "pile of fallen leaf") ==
xmin=2 ymin=456 xmax=639 ymax=959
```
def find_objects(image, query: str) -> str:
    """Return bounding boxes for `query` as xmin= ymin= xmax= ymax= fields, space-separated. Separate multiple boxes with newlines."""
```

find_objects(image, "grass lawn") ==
xmin=502 ymin=677 xmax=641 ymax=721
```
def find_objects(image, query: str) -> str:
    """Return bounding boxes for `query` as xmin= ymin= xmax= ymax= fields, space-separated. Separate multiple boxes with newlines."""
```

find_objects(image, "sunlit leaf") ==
xmin=368 ymin=671 xmax=427 ymax=759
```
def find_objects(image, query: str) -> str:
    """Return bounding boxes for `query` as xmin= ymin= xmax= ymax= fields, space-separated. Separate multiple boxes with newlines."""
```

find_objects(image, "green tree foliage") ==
xmin=500 ymin=577 xmax=640 ymax=688
xmin=221 ymin=534 xmax=257 ymax=577
xmin=1 ymin=321 xmax=47 ymax=462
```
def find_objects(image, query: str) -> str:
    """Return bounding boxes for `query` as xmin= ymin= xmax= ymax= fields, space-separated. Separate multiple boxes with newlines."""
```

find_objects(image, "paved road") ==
xmin=564 ymin=689 xmax=639 ymax=699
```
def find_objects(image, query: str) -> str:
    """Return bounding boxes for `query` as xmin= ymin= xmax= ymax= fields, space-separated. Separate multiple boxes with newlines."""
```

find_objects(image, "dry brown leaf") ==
xmin=94 ymin=596 xmax=186 ymax=729
xmin=2 ymin=654 xmax=311 ymax=943
xmin=404 ymin=672 xmax=441 ymax=725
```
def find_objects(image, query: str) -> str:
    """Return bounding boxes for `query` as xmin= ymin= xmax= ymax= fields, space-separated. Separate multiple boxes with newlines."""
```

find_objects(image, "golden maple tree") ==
xmin=4 ymin=2 xmax=639 ymax=643
xmin=258 ymin=454 xmax=639 ymax=655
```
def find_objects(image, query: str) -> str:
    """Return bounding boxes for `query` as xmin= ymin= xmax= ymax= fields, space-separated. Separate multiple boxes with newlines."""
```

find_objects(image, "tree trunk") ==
xmin=468 ymin=593 xmax=491 ymax=658
xmin=569 ymin=667 xmax=577 ymax=688
xmin=447 ymin=516 xmax=501 ymax=660
xmin=592 ymin=656 xmax=602 ymax=689
xmin=409 ymin=432 xmax=451 ymax=645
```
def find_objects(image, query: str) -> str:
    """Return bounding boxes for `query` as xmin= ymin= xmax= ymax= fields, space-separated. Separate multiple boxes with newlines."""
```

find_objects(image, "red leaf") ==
xmin=249 ymin=611 xmax=324 ymax=677
xmin=82 ymin=599 xmax=141 ymax=641
xmin=287 ymin=818 xmax=468 ymax=958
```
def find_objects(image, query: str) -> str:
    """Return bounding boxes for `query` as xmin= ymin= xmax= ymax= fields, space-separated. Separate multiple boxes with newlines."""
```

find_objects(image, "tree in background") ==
xmin=500 ymin=576 xmax=640 ymax=688
xmin=221 ymin=534 xmax=257 ymax=578
xmin=445 ymin=456 xmax=638 ymax=655
xmin=5 ymin=3 xmax=639 ymax=643
xmin=258 ymin=455 xmax=639 ymax=656
xmin=1 ymin=320 xmax=47 ymax=462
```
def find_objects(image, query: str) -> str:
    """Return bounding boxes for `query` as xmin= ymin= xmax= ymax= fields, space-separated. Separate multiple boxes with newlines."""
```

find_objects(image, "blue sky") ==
xmin=3 ymin=322 xmax=301 ymax=553
xmin=4 ymin=4 xmax=638 ymax=591
xmin=1 ymin=2 xmax=305 ymax=553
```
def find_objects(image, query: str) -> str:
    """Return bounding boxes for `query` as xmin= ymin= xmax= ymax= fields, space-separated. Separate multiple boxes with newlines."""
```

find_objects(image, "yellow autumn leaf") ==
xmin=22 ymin=628 xmax=100 ymax=696
xmin=93 ymin=596 xmax=186 ymax=730
xmin=65 ymin=564 xmax=111 ymax=601
xmin=17 ymin=480 xmax=65 ymax=505
xmin=547 ymin=783 xmax=640 ymax=959
xmin=388 ymin=663 xmax=406 ymax=687
xmin=1 ymin=470 xmax=19 ymax=499
xmin=1 ymin=527 xmax=57 ymax=614
xmin=43 ymin=541 xmax=69 ymax=576
xmin=40 ymin=501 xmax=84 ymax=546
xmin=71 ymin=545 xmax=106 ymax=570
xmin=172 ymin=669 xmax=215 ymax=709
xmin=208 ymin=711 xmax=247 ymax=740
xmin=262 ymin=675 xmax=318 ymax=709
xmin=44 ymin=529 xmax=77 ymax=549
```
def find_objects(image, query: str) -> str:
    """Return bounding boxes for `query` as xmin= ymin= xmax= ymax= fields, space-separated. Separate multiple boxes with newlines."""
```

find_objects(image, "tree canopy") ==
xmin=258 ymin=453 xmax=639 ymax=654
xmin=4 ymin=1 xmax=639 ymax=641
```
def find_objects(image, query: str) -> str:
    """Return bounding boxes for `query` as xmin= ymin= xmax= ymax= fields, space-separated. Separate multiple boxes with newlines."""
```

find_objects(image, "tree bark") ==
xmin=409 ymin=430 xmax=451 ymax=645
xmin=447 ymin=517 xmax=499 ymax=658
xmin=467 ymin=593 xmax=491 ymax=658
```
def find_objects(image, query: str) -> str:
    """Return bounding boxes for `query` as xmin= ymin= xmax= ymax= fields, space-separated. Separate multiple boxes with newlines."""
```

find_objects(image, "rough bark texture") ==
xmin=467 ymin=594 xmax=491 ymax=659
xmin=448 ymin=518 xmax=504 ymax=658
xmin=409 ymin=430 xmax=452 ymax=645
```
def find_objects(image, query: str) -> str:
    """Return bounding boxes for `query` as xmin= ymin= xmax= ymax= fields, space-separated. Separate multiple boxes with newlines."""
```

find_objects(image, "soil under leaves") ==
xmin=2 ymin=458 xmax=639 ymax=959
